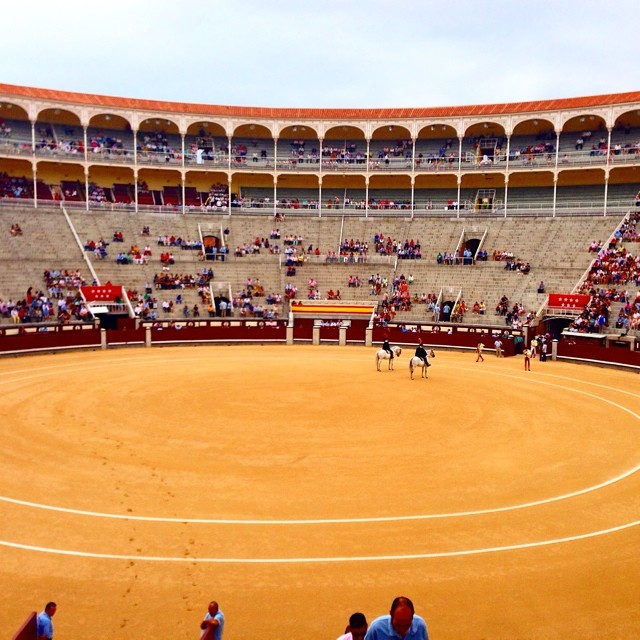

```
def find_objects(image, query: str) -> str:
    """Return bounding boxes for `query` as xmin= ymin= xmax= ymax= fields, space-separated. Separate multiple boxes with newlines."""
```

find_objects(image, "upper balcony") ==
xmin=1 ymin=87 xmax=640 ymax=178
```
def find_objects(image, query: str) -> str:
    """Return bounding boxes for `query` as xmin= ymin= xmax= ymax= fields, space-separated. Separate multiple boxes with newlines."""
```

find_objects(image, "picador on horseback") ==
xmin=382 ymin=337 xmax=394 ymax=359
xmin=414 ymin=338 xmax=429 ymax=365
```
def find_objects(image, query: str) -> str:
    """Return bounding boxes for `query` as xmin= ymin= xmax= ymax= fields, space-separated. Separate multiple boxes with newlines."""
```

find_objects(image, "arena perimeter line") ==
xmin=1 ymin=519 xmax=639 ymax=563
xmin=1 ymin=367 xmax=638 ymax=523
xmin=1 ymin=351 xmax=638 ymax=562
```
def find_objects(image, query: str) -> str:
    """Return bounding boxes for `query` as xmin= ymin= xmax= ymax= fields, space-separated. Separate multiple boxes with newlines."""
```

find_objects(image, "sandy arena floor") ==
xmin=1 ymin=345 xmax=639 ymax=639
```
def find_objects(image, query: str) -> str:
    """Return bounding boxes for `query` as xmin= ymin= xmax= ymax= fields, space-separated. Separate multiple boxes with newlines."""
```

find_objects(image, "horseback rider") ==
xmin=415 ymin=338 xmax=428 ymax=364
xmin=382 ymin=337 xmax=394 ymax=359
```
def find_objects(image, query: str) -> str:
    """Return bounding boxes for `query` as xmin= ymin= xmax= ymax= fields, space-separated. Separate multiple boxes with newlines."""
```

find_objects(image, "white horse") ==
xmin=376 ymin=345 xmax=402 ymax=371
xmin=409 ymin=349 xmax=435 ymax=379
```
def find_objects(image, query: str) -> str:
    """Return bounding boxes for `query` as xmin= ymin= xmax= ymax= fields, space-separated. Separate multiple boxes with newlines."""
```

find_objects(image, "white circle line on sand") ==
xmin=0 ymin=519 xmax=638 ymax=563
xmin=1 ymin=359 xmax=638 ymax=524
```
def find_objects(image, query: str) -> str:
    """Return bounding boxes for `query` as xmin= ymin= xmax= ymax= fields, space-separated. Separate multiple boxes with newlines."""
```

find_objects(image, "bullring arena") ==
xmin=0 ymin=82 xmax=640 ymax=639
xmin=1 ymin=346 xmax=639 ymax=639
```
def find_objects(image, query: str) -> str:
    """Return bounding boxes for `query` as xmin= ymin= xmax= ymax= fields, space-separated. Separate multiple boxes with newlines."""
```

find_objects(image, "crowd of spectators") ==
xmin=580 ymin=244 xmax=639 ymax=287
xmin=495 ymin=295 xmax=531 ymax=327
xmin=88 ymin=183 xmax=109 ymax=204
xmin=373 ymin=233 xmax=422 ymax=259
xmin=0 ymin=270 xmax=93 ymax=324
xmin=0 ymin=173 xmax=29 ymax=198
xmin=228 ymin=277 xmax=282 ymax=320
xmin=1 ymin=289 xmax=54 ymax=323
xmin=235 ymin=234 xmax=281 ymax=257
xmin=490 ymin=249 xmax=531 ymax=273
xmin=265 ymin=292 xmax=283 ymax=305
xmin=88 ymin=131 xmax=128 ymax=158
xmin=612 ymin=292 xmax=640 ymax=332
xmin=436 ymin=248 xmax=473 ymax=264
xmin=284 ymin=283 xmax=298 ymax=300
xmin=472 ymin=300 xmax=488 ymax=314
xmin=504 ymin=258 xmax=531 ymax=273
xmin=340 ymin=238 xmax=368 ymax=262
xmin=131 ymin=294 xmax=160 ymax=320
xmin=566 ymin=293 xmax=610 ymax=333
xmin=204 ymin=183 xmax=229 ymax=209
xmin=117 ymin=246 xmax=152 ymax=265
xmin=84 ymin=237 xmax=108 ymax=259
xmin=137 ymin=130 xmax=179 ymax=163
xmin=617 ymin=211 xmax=640 ymax=242
xmin=572 ymin=216 xmax=640 ymax=333
xmin=510 ymin=139 xmax=555 ymax=164
xmin=369 ymin=273 xmax=389 ymax=296
xmin=44 ymin=269 xmax=86 ymax=296
xmin=156 ymin=234 xmax=202 ymax=250
xmin=307 ymin=278 xmax=320 ymax=300
xmin=378 ymin=273 xmax=414 ymax=320
xmin=153 ymin=270 xmax=213 ymax=290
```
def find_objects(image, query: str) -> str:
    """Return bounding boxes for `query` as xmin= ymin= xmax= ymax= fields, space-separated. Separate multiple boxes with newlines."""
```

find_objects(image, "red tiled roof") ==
xmin=1 ymin=83 xmax=639 ymax=119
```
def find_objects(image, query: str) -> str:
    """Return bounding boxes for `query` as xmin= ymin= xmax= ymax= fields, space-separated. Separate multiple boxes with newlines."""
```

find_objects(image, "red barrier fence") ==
xmin=11 ymin=612 xmax=36 ymax=640
xmin=0 ymin=319 xmax=637 ymax=370
xmin=374 ymin=323 xmax=519 ymax=357
xmin=0 ymin=323 xmax=101 ymax=355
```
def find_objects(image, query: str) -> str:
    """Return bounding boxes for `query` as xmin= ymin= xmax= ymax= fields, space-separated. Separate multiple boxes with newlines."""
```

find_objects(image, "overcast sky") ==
xmin=3 ymin=0 xmax=638 ymax=109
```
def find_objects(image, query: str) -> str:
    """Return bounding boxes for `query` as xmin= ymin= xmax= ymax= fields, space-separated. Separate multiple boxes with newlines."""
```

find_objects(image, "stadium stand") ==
xmin=0 ymin=83 xmax=639 ymax=364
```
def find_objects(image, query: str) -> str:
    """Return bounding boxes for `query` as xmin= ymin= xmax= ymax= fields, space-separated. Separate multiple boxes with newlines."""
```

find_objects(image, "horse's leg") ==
xmin=410 ymin=363 xmax=414 ymax=379
xmin=376 ymin=355 xmax=381 ymax=371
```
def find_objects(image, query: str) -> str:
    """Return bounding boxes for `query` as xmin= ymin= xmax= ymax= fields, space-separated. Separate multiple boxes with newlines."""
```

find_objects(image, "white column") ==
xmin=31 ymin=121 xmax=37 ymax=209
xmin=318 ymin=137 xmax=323 ymax=216
xmin=181 ymin=173 xmax=186 ymax=215
xmin=503 ymin=177 xmax=509 ymax=219
xmin=604 ymin=127 xmax=612 ymax=217
xmin=410 ymin=176 xmax=415 ymax=220
xmin=33 ymin=167 xmax=38 ymax=209
xmin=273 ymin=138 xmax=278 ymax=217
xmin=411 ymin=138 xmax=416 ymax=218
xmin=85 ymin=168 xmax=89 ymax=212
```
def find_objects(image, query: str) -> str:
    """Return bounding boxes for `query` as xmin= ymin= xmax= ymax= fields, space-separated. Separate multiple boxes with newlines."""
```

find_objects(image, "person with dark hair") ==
xmin=382 ymin=337 xmax=394 ymax=359
xmin=200 ymin=600 xmax=224 ymax=639
xmin=364 ymin=596 xmax=428 ymax=640
xmin=337 ymin=612 xmax=368 ymax=640
xmin=37 ymin=602 xmax=56 ymax=640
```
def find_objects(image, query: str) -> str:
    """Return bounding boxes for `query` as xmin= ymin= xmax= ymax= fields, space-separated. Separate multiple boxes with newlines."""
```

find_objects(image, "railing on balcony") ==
xmin=3 ymin=136 xmax=640 ymax=173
